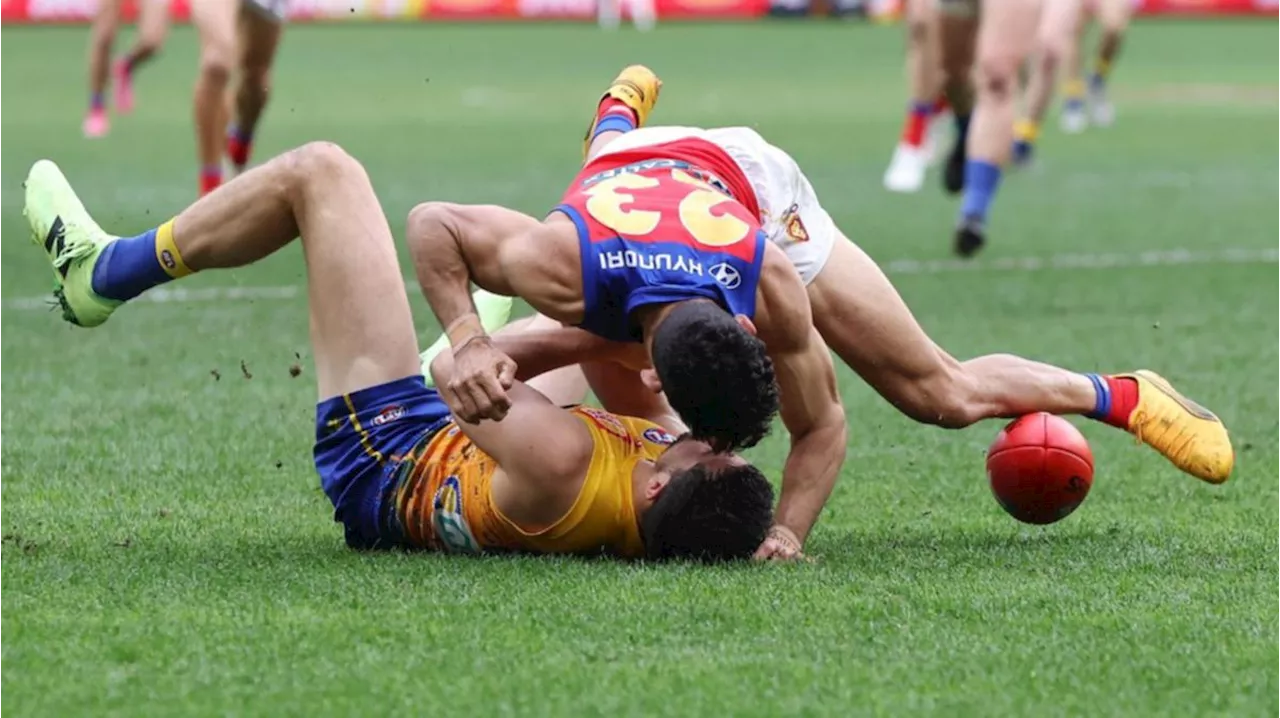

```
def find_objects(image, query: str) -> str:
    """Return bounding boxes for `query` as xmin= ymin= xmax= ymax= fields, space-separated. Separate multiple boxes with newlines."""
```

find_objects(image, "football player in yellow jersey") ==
xmin=22 ymin=147 xmax=773 ymax=561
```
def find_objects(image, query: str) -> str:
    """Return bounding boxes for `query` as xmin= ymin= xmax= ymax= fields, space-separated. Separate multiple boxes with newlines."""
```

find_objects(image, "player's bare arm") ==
xmin=428 ymin=349 xmax=596 ymax=527
xmin=752 ymin=244 xmax=848 ymax=556
xmin=405 ymin=202 xmax=583 ymax=423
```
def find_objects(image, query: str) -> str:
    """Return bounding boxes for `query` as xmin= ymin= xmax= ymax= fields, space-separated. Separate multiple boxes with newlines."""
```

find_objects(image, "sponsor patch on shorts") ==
xmin=372 ymin=405 xmax=405 ymax=427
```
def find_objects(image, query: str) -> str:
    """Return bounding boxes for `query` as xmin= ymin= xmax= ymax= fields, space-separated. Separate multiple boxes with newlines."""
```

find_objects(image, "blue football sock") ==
xmin=591 ymin=113 xmax=636 ymax=142
xmin=1083 ymin=373 xmax=1111 ymax=419
xmin=90 ymin=222 xmax=186 ymax=301
xmin=959 ymin=160 xmax=1002 ymax=224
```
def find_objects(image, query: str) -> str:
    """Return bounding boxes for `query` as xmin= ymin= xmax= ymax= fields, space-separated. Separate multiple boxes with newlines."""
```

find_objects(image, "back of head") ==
xmin=639 ymin=463 xmax=775 ymax=562
xmin=650 ymin=302 xmax=780 ymax=452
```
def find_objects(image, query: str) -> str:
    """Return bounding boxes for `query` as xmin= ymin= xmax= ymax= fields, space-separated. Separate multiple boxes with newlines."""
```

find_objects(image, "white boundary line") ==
xmin=4 ymin=247 xmax=1275 ymax=312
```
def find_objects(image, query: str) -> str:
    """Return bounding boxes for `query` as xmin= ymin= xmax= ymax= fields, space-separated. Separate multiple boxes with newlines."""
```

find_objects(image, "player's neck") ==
xmin=634 ymin=302 xmax=679 ymax=348
xmin=630 ymin=461 xmax=659 ymax=524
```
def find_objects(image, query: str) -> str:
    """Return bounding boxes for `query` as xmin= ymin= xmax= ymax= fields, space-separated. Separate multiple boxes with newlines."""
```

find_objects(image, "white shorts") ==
xmin=243 ymin=0 xmax=287 ymax=22
xmin=596 ymin=126 xmax=838 ymax=285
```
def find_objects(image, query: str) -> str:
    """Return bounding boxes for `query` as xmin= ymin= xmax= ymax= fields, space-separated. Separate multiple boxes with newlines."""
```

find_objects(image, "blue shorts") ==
xmin=314 ymin=375 xmax=452 ymax=549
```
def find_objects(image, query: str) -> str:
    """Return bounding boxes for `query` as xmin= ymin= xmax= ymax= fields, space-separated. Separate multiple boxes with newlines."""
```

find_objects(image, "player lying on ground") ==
xmin=417 ymin=66 xmax=1235 ymax=559
xmin=407 ymin=69 xmax=848 ymax=560
xmin=22 ymin=150 xmax=775 ymax=560
xmin=191 ymin=0 xmax=286 ymax=196
xmin=1014 ymin=0 xmax=1131 ymax=165
xmin=84 ymin=0 xmax=169 ymax=137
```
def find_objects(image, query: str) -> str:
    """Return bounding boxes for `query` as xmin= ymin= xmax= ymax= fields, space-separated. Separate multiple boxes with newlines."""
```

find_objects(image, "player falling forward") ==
xmin=84 ymin=0 xmax=170 ymax=137
xmin=1014 ymin=0 xmax=1132 ymax=165
xmin=22 ymin=153 xmax=774 ymax=561
xmin=883 ymin=0 xmax=951 ymax=193
xmin=409 ymin=66 xmax=1233 ymax=558
xmin=935 ymin=0 xmax=1042 ymax=256
xmin=192 ymin=0 xmax=287 ymax=196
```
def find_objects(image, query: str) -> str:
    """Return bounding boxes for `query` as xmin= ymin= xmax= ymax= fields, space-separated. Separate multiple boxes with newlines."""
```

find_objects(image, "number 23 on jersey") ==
xmin=582 ymin=168 xmax=756 ymax=249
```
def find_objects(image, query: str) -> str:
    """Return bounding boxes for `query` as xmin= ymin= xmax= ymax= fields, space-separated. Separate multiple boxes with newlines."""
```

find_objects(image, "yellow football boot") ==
xmin=582 ymin=64 xmax=663 ymax=159
xmin=1120 ymin=370 xmax=1234 ymax=484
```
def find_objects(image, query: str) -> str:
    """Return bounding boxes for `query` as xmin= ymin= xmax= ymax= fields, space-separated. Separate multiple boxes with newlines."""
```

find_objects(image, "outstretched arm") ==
xmin=755 ymin=248 xmax=848 ymax=559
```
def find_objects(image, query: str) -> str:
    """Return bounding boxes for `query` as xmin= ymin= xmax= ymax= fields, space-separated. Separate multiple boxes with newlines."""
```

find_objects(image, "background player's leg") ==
xmin=884 ymin=0 xmax=945 ymax=193
xmin=807 ymin=234 xmax=1099 ymax=426
xmin=1058 ymin=13 xmax=1088 ymax=132
xmin=84 ymin=0 xmax=122 ymax=137
xmin=227 ymin=8 xmax=283 ymax=175
xmin=1088 ymin=0 xmax=1130 ymax=126
xmin=626 ymin=0 xmax=656 ymax=32
xmin=114 ymin=0 xmax=170 ymax=114
xmin=190 ymin=0 xmax=238 ymax=196
xmin=936 ymin=10 xmax=978 ymax=195
xmin=1015 ymin=0 xmax=1083 ymax=165
xmin=954 ymin=0 xmax=1043 ymax=257
xmin=597 ymin=0 xmax=621 ymax=29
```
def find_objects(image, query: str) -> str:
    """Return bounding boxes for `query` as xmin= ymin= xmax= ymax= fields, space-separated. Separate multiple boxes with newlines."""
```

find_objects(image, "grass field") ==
xmin=2 ymin=19 xmax=1278 ymax=717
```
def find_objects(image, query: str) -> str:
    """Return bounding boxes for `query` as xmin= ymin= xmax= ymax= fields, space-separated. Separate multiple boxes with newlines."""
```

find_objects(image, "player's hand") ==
xmin=445 ymin=336 xmax=517 ymax=423
xmin=752 ymin=525 xmax=806 ymax=562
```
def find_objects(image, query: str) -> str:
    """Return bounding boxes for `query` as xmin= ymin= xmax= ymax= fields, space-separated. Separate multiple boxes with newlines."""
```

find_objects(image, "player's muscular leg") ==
xmin=1096 ymin=0 xmax=1129 ymax=65
xmin=231 ymin=10 xmax=282 ymax=151
xmin=1024 ymin=0 xmax=1083 ymax=128
xmin=87 ymin=0 xmax=122 ymax=104
xmin=937 ymin=11 xmax=977 ymax=116
xmin=191 ymin=0 xmax=237 ymax=190
xmin=173 ymin=142 xmax=420 ymax=397
xmin=969 ymin=0 xmax=1042 ymax=167
xmin=130 ymin=0 xmax=169 ymax=67
xmin=807 ymin=235 xmax=1097 ymax=427
xmin=906 ymin=0 xmax=943 ymax=106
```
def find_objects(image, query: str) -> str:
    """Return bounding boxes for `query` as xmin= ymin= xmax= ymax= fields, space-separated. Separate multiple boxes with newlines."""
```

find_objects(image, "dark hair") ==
xmin=650 ymin=302 xmax=779 ymax=452
xmin=640 ymin=463 xmax=774 ymax=562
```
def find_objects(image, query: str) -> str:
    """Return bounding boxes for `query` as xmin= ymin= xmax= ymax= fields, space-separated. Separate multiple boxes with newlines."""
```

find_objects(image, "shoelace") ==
xmin=52 ymin=227 xmax=96 ymax=270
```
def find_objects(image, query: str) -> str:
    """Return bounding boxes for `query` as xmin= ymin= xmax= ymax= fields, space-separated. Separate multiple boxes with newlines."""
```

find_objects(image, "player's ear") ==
xmin=734 ymin=314 xmax=758 ymax=337
xmin=640 ymin=368 xmax=663 ymax=394
xmin=645 ymin=473 xmax=672 ymax=501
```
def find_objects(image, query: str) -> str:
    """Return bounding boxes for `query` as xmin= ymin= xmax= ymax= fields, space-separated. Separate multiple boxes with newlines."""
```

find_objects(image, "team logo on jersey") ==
xmin=371 ymin=404 xmax=405 ymax=427
xmin=642 ymin=427 xmax=676 ymax=446
xmin=431 ymin=475 xmax=481 ymax=554
xmin=782 ymin=204 xmax=809 ymax=243
xmin=710 ymin=263 xmax=742 ymax=289
xmin=578 ymin=407 xmax=630 ymax=440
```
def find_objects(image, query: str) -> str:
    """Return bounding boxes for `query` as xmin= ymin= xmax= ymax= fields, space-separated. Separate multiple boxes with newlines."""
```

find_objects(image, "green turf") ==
xmin=3 ymin=19 xmax=1278 ymax=718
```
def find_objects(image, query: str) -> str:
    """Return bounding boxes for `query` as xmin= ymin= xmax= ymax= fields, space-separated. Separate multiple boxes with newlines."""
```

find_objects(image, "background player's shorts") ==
xmin=313 ymin=375 xmax=452 ymax=550
xmin=596 ymin=126 xmax=839 ymax=285
xmin=243 ymin=0 xmax=287 ymax=22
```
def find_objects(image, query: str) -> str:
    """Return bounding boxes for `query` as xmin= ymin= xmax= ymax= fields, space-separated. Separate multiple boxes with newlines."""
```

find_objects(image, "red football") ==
xmin=987 ymin=413 xmax=1094 ymax=525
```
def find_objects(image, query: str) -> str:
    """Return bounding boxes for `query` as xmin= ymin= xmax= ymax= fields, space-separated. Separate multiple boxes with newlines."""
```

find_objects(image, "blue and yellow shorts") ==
xmin=313 ymin=375 xmax=451 ymax=549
